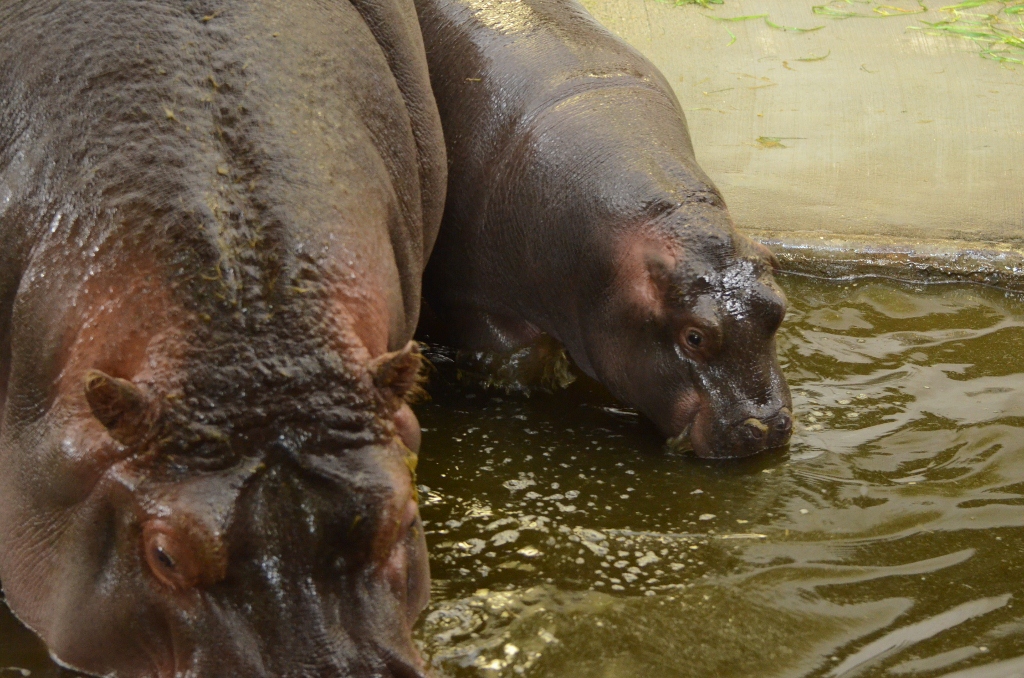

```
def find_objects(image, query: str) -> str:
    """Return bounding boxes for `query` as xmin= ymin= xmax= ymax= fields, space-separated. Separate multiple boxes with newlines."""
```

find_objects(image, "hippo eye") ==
xmin=145 ymin=531 xmax=184 ymax=585
xmin=154 ymin=546 xmax=176 ymax=571
xmin=143 ymin=521 xmax=205 ymax=590
xmin=685 ymin=330 xmax=704 ymax=348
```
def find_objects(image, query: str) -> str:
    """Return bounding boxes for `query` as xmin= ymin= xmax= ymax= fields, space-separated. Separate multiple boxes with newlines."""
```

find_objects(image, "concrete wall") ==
xmin=579 ymin=0 xmax=1023 ymax=262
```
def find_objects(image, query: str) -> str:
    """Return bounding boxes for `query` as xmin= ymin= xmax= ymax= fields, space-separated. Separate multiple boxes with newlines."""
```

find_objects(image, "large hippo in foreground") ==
xmin=416 ymin=0 xmax=792 ymax=458
xmin=0 ymin=1 xmax=444 ymax=675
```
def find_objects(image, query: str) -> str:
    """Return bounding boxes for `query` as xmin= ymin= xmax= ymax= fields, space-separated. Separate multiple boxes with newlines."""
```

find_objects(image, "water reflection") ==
xmin=3 ymin=275 xmax=1024 ymax=677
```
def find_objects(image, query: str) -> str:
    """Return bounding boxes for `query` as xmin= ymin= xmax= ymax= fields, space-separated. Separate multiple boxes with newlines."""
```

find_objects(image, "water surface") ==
xmin=3 ymin=274 xmax=1024 ymax=678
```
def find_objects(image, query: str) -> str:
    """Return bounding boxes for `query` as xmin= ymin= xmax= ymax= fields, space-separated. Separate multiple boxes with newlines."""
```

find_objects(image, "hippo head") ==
xmin=584 ymin=216 xmax=792 ymax=458
xmin=0 ymin=343 xmax=431 ymax=678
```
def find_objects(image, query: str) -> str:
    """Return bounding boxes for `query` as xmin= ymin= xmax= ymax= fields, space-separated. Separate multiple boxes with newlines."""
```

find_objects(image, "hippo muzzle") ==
xmin=682 ymin=404 xmax=793 ymax=459
xmin=667 ymin=352 xmax=793 ymax=458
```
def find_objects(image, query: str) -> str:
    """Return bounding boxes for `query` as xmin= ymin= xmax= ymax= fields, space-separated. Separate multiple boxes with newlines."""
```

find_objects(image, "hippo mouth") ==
xmin=663 ymin=407 xmax=792 ymax=458
xmin=665 ymin=424 xmax=694 ymax=454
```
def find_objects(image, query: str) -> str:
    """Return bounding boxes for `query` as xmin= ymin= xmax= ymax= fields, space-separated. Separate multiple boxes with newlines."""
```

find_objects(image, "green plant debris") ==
xmin=756 ymin=136 xmax=807 ymax=148
xmin=812 ymin=1 xmax=928 ymax=18
xmin=796 ymin=50 xmax=833 ymax=60
xmin=756 ymin=136 xmax=786 ymax=148
xmin=706 ymin=13 xmax=768 ymax=21
xmin=911 ymin=1 xmax=1024 ymax=64
xmin=874 ymin=3 xmax=929 ymax=14
xmin=655 ymin=0 xmax=724 ymax=7
xmin=944 ymin=0 xmax=997 ymax=8
xmin=700 ymin=13 xmax=764 ymax=45
xmin=812 ymin=5 xmax=863 ymax=18
xmin=766 ymin=19 xmax=827 ymax=31
xmin=700 ymin=11 xmax=765 ymax=43
xmin=702 ymin=12 xmax=825 ymax=45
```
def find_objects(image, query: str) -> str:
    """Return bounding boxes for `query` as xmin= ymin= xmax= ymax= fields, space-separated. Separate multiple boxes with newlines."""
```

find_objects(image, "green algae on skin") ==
xmin=440 ymin=335 xmax=577 ymax=396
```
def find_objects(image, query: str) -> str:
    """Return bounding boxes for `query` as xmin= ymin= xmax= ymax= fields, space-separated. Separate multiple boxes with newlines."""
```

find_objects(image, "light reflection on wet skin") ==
xmin=4 ymin=274 xmax=1024 ymax=677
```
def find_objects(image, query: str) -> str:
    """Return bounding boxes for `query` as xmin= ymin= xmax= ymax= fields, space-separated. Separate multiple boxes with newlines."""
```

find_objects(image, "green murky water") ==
xmin=4 ymin=274 xmax=1024 ymax=677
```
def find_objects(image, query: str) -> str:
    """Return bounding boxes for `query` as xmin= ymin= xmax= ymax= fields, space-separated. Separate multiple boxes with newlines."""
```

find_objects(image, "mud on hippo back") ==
xmin=416 ymin=0 xmax=791 ymax=458
xmin=0 ymin=1 xmax=445 ymax=675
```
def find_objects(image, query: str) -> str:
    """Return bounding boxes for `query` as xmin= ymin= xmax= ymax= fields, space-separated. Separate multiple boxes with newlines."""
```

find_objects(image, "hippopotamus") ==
xmin=0 ymin=1 xmax=444 ymax=675
xmin=415 ymin=0 xmax=792 ymax=458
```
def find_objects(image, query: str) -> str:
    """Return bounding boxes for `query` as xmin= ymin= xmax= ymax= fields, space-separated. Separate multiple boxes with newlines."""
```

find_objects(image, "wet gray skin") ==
xmin=0 ymin=1 xmax=444 ymax=676
xmin=8 ymin=275 xmax=1024 ymax=676
xmin=415 ymin=0 xmax=792 ymax=458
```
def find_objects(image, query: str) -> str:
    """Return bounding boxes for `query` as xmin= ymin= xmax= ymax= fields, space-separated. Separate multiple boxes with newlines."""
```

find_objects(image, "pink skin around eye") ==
xmin=142 ymin=521 xmax=200 ymax=590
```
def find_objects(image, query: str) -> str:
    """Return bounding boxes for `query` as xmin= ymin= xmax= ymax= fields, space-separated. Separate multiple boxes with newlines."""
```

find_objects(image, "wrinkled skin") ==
xmin=416 ymin=0 xmax=791 ymax=458
xmin=0 ymin=1 xmax=445 ymax=676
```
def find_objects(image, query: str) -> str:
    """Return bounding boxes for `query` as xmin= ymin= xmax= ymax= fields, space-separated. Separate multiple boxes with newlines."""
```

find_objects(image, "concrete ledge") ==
xmin=749 ymin=231 xmax=1024 ymax=290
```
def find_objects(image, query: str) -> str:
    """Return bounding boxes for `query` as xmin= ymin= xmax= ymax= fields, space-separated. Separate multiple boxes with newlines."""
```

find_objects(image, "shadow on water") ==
xmin=4 ymin=274 xmax=1024 ymax=677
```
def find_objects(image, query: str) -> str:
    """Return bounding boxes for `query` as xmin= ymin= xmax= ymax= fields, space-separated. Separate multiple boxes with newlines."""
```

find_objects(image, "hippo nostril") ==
xmin=742 ymin=417 xmax=769 ymax=442
xmin=777 ymin=408 xmax=793 ymax=435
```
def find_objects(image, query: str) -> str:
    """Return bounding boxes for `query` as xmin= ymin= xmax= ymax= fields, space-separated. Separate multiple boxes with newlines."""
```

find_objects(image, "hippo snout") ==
xmin=685 ymin=404 xmax=792 ymax=458
xmin=740 ymin=407 xmax=792 ymax=446
xmin=731 ymin=407 xmax=792 ymax=456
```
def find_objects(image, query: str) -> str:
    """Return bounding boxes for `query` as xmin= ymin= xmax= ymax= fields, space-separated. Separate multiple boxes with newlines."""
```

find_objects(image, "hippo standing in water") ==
xmin=416 ymin=0 xmax=792 ymax=458
xmin=0 ymin=1 xmax=444 ymax=675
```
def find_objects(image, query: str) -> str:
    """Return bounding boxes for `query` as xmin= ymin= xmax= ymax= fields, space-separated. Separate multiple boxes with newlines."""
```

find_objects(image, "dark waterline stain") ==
xmin=4 ymin=275 xmax=1024 ymax=677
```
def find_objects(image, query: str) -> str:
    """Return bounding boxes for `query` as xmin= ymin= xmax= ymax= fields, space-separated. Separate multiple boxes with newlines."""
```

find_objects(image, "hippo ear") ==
xmin=368 ymin=341 xmax=424 ymax=403
xmin=84 ymin=370 xmax=153 ymax=445
xmin=637 ymin=243 xmax=678 ymax=312
xmin=645 ymin=248 xmax=676 ymax=290
xmin=750 ymin=241 xmax=781 ymax=271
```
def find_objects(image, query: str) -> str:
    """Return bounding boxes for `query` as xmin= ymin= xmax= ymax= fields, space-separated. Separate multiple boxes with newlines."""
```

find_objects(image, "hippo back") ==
xmin=416 ymin=0 xmax=717 ymax=339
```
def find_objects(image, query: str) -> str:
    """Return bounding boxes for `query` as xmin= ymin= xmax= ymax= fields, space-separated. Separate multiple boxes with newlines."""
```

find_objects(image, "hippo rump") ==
xmin=0 ymin=1 xmax=444 ymax=676
xmin=415 ymin=0 xmax=792 ymax=458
